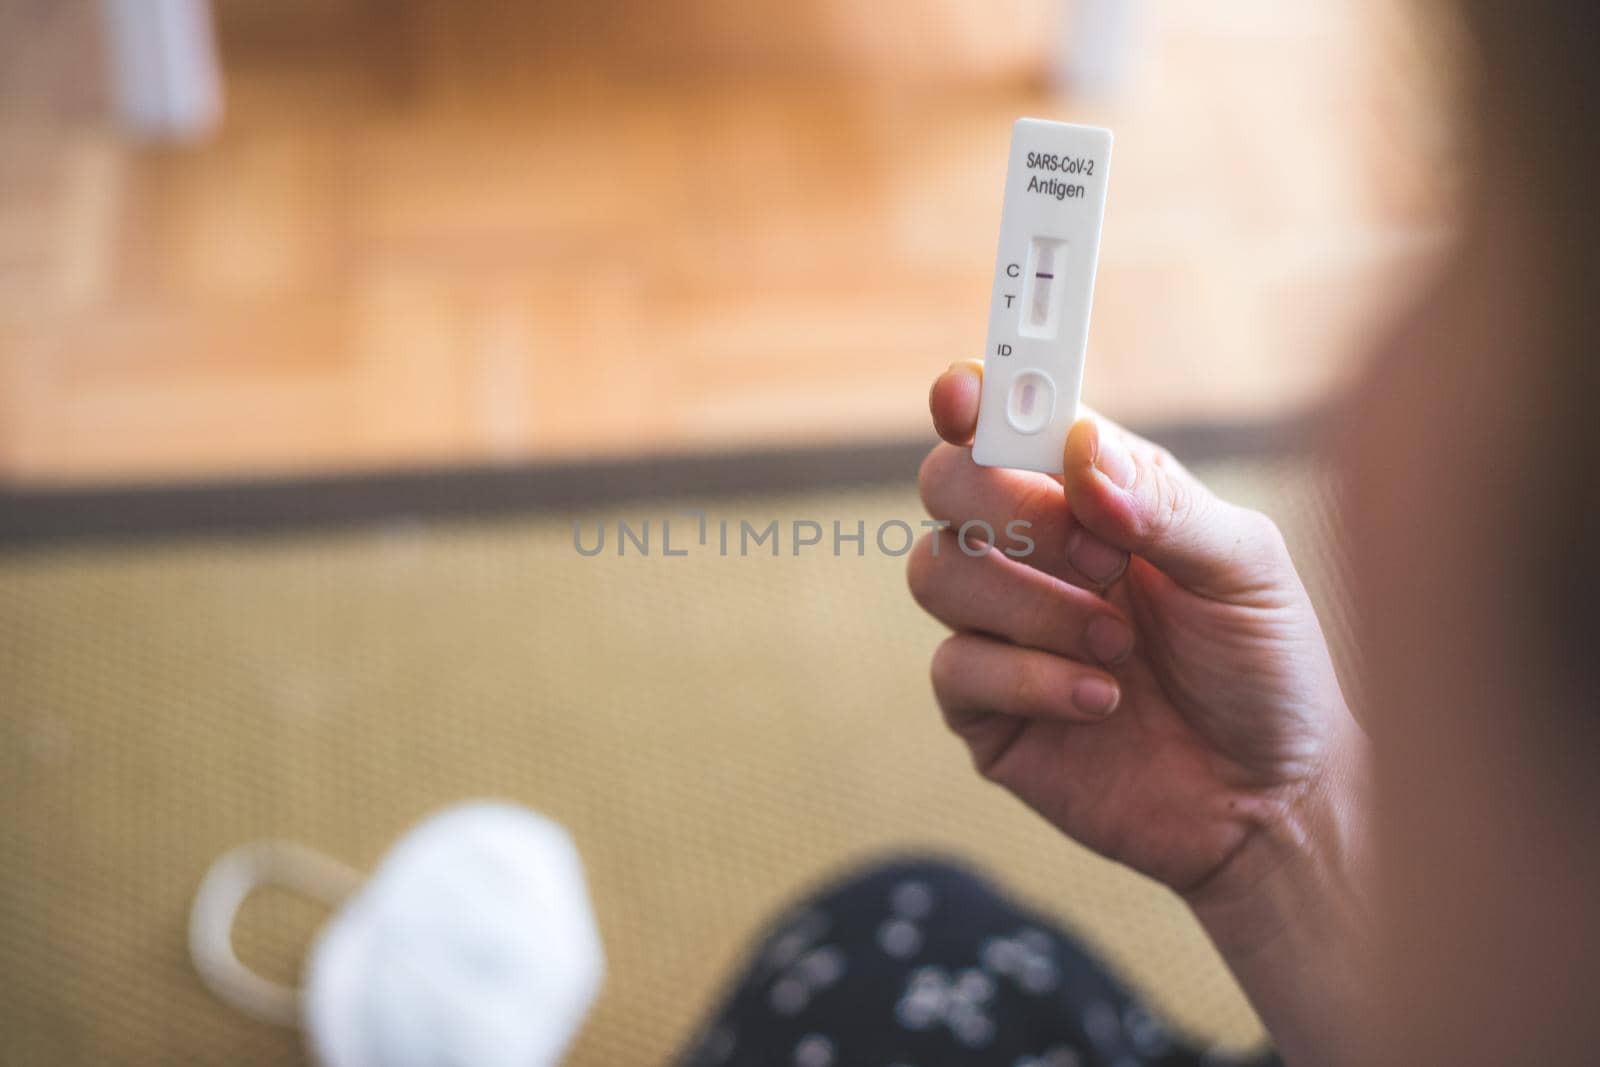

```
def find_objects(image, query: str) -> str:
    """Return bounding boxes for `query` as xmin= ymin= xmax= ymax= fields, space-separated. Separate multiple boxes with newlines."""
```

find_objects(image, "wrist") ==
xmin=1187 ymin=710 xmax=1372 ymax=952
xmin=1185 ymin=712 xmax=1375 ymax=1065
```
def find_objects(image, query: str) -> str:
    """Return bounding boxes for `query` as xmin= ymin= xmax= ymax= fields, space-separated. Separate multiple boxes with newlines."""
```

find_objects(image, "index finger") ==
xmin=930 ymin=359 xmax=983 ymax=446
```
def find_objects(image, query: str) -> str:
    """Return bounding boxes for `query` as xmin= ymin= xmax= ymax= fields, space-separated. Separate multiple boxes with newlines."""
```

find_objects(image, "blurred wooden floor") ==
xmin=0 ymin=0 xmax=1445 ymax=488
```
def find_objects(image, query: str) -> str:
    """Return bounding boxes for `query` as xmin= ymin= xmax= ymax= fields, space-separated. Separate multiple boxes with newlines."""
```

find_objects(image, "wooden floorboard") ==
xmin=0 ymin=0 xmax=1446 ymax=488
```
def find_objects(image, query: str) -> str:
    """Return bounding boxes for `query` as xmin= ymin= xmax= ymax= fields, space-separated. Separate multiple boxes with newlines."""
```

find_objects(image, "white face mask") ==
xmin=189 ymin=802 xmax=605 ymax=1067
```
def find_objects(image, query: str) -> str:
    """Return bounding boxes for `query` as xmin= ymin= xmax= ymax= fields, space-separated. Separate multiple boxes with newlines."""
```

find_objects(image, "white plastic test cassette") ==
xmin=973 ymin=118 xmax=1113 ymax=474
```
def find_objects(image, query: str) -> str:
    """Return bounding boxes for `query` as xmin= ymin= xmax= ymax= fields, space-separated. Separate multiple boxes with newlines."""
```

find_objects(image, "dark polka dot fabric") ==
xmin=677 ymin=859 xmax=1280 ymax=1067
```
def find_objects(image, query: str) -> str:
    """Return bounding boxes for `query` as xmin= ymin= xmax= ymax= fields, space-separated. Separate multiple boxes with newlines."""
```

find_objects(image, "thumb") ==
xmin=1062 ymin=418 xmax=1289 ymax=600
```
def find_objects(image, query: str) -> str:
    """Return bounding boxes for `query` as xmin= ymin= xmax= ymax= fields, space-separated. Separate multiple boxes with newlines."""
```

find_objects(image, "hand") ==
xmin=909 ymin=360 xmax=1359 ymax=901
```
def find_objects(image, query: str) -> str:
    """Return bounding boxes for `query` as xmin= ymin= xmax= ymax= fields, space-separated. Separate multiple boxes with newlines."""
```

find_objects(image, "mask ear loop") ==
xmin=189 ymin=840 xmax=364 ymax=1027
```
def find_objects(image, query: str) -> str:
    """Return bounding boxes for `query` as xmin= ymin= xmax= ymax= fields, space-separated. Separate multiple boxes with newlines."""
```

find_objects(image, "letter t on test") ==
xmin=973 ymin=119 xmax=1112 ymax=475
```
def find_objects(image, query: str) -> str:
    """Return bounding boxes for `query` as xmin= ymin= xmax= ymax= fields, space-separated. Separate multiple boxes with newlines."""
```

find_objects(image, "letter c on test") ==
xmin=1006 ymin=263 xmax=1020 ymax=278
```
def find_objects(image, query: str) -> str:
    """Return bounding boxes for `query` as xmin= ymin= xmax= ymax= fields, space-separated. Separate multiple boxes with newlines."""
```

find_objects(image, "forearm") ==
xmin=1186 ymin=716 xmax=1375 ymax=1067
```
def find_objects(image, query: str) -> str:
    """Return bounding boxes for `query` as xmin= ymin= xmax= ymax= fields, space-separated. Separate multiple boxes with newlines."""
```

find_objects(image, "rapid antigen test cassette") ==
xmin=973 ymin=119 xmax=1113 ymax=474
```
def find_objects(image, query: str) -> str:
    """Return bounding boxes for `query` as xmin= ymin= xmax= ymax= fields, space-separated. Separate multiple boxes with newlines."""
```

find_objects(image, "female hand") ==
xmin=909 ymin=361 xmax=1361 ymax=902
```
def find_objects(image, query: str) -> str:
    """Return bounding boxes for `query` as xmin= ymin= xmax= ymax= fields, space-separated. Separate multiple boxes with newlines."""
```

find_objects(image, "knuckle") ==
xmin=974 ymin=746 xmax=1010 ymax=784
xmin=1146 ymin=467 xmax=1199 ymax=541
xmin=1011 ymin=479 xmax=1071 ymax=545
xmin=1150 ymin=444 xmax=1188 ymax=476
xmin=1019 ymin=585 xmax=1060 ymax=649
xmin=1014 ymin=479 xmax=1057 ymax=525
xmin=1243 ymin=507 xmax=1291 ymax=560
xmin=1007 ymin=657 xmax=1044 ymax=715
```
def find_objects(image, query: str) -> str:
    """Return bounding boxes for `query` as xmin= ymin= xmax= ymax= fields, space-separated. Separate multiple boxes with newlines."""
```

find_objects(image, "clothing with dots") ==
xmin=678 ymin=859 xmax=1280 ymax=1067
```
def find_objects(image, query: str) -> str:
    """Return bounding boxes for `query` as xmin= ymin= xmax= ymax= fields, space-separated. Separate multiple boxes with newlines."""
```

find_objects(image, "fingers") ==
xmin=924 ymin=359 xmax=1130 ymax=590
xmin=923 ymin=362 xmax=1282 ymax=601
xmin=907 ymin=533 xmax=1134 ymax=666
xmin=919 ymin=442 xmax=1128 ymax=589
xmin=1061 ymin=418 xmax=1293 ymax=601
xmin=931 ymin=632 xmax=1122 ymax=726
xmin=929 ymin=359 xmax=983 ymax=445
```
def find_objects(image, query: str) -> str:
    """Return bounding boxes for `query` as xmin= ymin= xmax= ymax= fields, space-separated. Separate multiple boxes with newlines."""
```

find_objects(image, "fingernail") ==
xmin=1092 ymin=426 xmax=1137 ymax=489
xmin=1072 ymin=676 xmax=1121 ymax=718
xmin=1085 ymin=615 xmax=1134 ymax=666
xmin=1068 ymin=529 xmax=1128 ymax=585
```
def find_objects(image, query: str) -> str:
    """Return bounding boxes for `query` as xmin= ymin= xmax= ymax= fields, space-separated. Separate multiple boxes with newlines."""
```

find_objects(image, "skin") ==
xmin=1346 ymin=182 xmax=1600 ymax=1064
xmin=910 ymin=165 xmax=1600 ymax=1060
xmin=914 ymin=377 xmax=1354 ymax=894
xmin=912 ymin=369 xmax=1370 ymax=1064
xmin=911 ymin=24 xmax=1598 ymax=1065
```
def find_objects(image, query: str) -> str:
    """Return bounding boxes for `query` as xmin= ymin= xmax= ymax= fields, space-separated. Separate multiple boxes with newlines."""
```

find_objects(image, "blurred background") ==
xmin=0 ymin=0 xmax=1444 ymax=486
xmin=1 ymin=1 xmax=1449 ymax=1064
